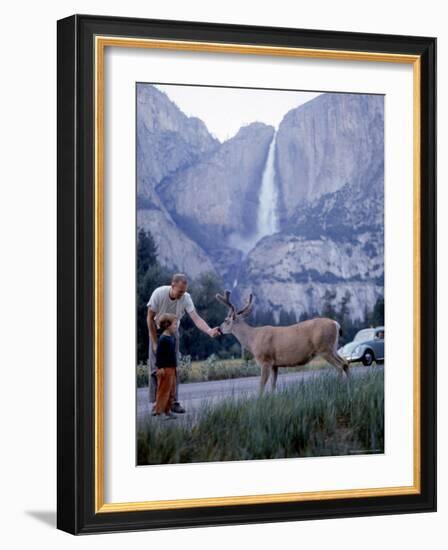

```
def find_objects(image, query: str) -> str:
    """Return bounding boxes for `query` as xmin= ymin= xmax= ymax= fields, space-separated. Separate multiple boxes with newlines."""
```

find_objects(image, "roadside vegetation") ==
xmin=137 ymin=367 xmax=384 ymax=464
xmin=136 ymin=354 xmax=342 ymax=387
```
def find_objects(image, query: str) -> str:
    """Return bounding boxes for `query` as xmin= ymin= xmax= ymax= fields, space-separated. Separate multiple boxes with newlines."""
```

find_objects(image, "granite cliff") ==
xmin=275 ymin=93 xmax=384 ymax=226
xmin=136 ymin=84 xmax=218 ymax=276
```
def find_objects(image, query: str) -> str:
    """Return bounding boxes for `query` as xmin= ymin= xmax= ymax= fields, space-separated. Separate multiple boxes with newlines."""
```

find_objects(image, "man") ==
xmin=147 ymin=273 xmax=220 ymax=413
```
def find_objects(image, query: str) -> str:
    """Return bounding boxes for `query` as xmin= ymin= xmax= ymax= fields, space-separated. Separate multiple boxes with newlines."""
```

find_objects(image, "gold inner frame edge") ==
xmin=94 ymin=35 xmax=421 ymax=513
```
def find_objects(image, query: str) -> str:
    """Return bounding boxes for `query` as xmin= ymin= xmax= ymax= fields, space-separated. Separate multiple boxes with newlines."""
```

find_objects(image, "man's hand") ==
xmin=189 ymin=310 xmax=220 ymax=338
xmin=207 ymin=327 xmax=221 ymax=338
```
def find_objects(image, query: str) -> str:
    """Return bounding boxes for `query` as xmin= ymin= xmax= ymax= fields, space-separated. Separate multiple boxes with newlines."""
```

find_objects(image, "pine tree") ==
xmin=180 ymin=271 xmax=226 ymax=360
xmin=339 ymin=290 xmax=352 ymax=324
xmin=321 ymin=289 xmax=337 ymax=318
xmin=278 ymin=309 xmax=291 ymax=326
xmin=137 ymin=228 xmax=158 ymax=278
xmin=371 ymin=297 xmax=385 ymax=326
xmin=136 ymin=228 xmax=171 ymax=363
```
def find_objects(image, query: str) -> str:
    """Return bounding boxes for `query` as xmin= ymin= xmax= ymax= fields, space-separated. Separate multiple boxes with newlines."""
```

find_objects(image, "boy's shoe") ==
xmin=171 ymin=403 xmax=186 ymax=414
xmin=164 ymin=411 xmax=177 ymax=420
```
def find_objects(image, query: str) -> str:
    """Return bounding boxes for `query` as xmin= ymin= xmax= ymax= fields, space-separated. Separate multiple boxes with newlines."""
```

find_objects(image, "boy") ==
xmin=153 ymin=313 xmax=178 ymax=419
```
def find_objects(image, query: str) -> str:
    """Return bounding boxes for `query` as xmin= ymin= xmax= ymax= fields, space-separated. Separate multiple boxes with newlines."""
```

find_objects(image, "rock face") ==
xmin=237 ymin=233 xmax=383 ymax=321
xmin=289 ymin=171 xmax=384 ymax=242
xmin=137 ymin=84 xmax=219 ymax=277
xmin=158 ymin=122 xmax=274 ymax=281
xmin=275 ymin=93 xmax=384 ymax=226
xmin=137 ymin=84 xmax=219 ymax=197
xmin=136 ymin=84 xmax=384 ymax=321
xmin=137 ymin=208 xmax=215 ymax=278
xmin=158 ymin=123 xmax=274 ymax=248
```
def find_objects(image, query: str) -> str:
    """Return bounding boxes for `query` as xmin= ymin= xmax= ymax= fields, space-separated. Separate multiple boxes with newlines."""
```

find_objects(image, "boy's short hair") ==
xmin=158 ymin=313 xmax=177 ymax=331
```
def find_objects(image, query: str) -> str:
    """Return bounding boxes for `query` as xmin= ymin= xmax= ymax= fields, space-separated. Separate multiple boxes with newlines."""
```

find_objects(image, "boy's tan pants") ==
xmin=154 ymin=368 xmax=176 ymax=414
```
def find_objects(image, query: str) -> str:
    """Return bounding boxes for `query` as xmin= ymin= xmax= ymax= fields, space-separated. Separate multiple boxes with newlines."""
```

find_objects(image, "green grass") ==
xmin=137 ymin=367 xmax=384 ymax=465
xmin=136 ymin=355 xmax=333 ymax=387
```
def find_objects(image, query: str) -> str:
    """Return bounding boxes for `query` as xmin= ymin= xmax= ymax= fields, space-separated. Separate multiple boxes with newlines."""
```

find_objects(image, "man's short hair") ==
xmin=158 ymin=313 xmax=177 ymax=331
xmin=171 ymin=273 xmax=188 ymax=284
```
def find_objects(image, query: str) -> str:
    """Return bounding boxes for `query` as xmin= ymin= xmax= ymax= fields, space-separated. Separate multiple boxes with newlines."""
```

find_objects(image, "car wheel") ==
xmin=361 ymin=350 xmax=375 ymax=366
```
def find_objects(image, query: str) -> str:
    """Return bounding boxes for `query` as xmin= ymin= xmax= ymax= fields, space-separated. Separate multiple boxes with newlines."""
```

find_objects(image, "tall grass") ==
xmin=137 ymin=368 xmax=384 ymax=464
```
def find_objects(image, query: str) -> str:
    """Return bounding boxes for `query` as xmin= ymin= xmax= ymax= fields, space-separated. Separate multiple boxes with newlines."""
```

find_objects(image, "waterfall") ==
xmin=256 ymin=132 xmax=279 ymax=239
xmin=228 ymin=131 xmax=279 ymax=255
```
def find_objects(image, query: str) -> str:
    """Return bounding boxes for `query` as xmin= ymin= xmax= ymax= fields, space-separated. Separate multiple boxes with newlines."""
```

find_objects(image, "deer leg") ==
xmin=338 ymin=353 xmax=350 ymax=377
xmin=259 ymin=364 xmax=271 ymax=394
xmin=331 ymin=349 xmax=350 ymax=377
xmin=320 ymin=351 xmax=349 ymax=378
xmin=271 ymin=366 xmax=279 ymax=391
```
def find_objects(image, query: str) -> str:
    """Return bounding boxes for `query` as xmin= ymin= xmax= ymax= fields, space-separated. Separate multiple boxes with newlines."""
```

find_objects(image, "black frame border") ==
xmin=57 ymin=14 xmax=436 ymax=535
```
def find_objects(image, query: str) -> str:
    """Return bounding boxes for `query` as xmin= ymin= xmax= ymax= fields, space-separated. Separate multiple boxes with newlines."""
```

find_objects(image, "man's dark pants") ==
xmin=148 ymin=331 xmax=180 ymax=404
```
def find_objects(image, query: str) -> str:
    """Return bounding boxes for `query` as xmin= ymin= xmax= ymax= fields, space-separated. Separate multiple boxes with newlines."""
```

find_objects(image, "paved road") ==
xmin=137 ymin=365 xmax=376 ymax=426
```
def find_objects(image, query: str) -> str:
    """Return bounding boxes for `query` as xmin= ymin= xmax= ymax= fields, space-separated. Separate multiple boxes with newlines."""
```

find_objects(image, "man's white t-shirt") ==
xmin=147 ymin=285 xmax=195 ymax=329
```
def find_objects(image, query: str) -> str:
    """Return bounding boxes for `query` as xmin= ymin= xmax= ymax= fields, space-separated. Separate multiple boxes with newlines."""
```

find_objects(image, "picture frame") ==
xmin=57 ymin=14 xmax=436 ymax=535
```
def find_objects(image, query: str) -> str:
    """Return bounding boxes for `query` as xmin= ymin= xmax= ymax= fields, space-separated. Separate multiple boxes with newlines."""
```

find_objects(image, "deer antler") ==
xmin=237 ymin=293 xmax=253 ymax=317
xmin=216 ymin=289 xmax=236 ymax=312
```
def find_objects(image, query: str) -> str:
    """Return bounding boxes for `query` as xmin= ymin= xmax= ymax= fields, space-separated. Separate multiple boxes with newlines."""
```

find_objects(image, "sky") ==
xmin=155 ymin=84 xmax=321 ymax=142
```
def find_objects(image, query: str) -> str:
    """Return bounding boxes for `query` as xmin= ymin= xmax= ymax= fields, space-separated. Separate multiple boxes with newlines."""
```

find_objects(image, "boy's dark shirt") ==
xmin=156 ymin=333 xmax=177 ymax=369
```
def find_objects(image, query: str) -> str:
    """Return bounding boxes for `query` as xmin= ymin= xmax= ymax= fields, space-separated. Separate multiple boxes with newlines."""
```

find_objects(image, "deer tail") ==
xmin=333 ymin=320 xmax=342 ymax=338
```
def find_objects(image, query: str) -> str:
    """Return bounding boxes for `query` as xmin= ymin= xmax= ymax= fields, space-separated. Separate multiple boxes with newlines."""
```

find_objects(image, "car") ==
xmin=338 ymin=326 xmax=384 ymax=366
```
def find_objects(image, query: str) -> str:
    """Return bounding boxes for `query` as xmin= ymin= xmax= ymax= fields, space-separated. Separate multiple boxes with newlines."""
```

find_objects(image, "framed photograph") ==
xmin=57 ymin=14 xmax=436 ymax=534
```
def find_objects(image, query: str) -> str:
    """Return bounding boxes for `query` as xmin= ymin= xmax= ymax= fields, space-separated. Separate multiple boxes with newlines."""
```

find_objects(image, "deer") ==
xmin=216 ymin=290 xmax=350 ymax=393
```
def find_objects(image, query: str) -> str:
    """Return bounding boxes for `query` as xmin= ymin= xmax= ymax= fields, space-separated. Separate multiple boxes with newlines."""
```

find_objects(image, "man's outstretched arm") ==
xmin=188 ymin=310 xmax=220 ymax=337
